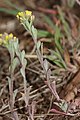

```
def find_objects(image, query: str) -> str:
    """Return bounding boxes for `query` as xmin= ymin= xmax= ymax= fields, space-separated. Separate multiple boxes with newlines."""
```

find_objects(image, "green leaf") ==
xmin=23 ymin=59 xmax=27 ymax=69
xmin=13 ymin=39 xmax=21 ymax=58
xmin=49 ymin=49 xmax=61 ymax=59
xmin=36 ymin=41 xmax=41 ymax=49
xmin=20 ymin=68 xmax=25 ymax=79
xmin=38 ymin=30 xmax=50 ymax=38
xmin=6 ymin=40 xmax=15 ymax=60
xmin=48 ymin=49 xmax=66 ymax=68
xmin=43 ymin=15 xmax=55 ymax=29
xmin=47 ymin=55 xmax=64 ymax=68
xmin=54 ymin=100 xmax=68 ymax=112
xmin=55 ymin=26 xmax=61 ymax=41
xmin=58 ymin=7 xmax=71 ymax=38
xmin=11 ymin=57 xmax=20 ymax=73
xmin=13 ymin=39 xmax=19 ymax=51
xmin=25 ymin=20 xmax=31 ymax=31
xmin=47 ymin=55 xmax=57 ymax=61
xmin=0 ymin=0 xmax=23 ymax=15
xmin=0 ymin=8 xmax=18 ymax=15
xmin=31 ymin=26 xmax=37 ymax=40
xmin=4 ymin=0 xmax=23 ymax=11
xmin=21 ymin=50 xmax=26 ymax=63
xmin=20 ymin=50 xmax=27 ymax=70
xmin=53 ymin=60 xmax=64 ymax=68
xmin=43 ymin=59 xmax=48 ymax=71
xmin=54 ymin=26 xmax=63 ymax=53
xmin=67 ymin=0 xmax=75 ymax=8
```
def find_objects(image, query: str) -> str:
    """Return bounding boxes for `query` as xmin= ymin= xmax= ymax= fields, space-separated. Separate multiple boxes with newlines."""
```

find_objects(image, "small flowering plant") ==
xmin=16 ymin=10 xmax=74 ymax=117
xmin=0 ymin=32 xmax=27 ymax=119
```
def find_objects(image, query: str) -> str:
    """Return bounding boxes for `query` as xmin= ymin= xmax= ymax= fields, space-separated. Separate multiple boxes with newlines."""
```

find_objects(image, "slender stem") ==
xmin=9 ymin=68 xmax=15 ymax=119
xmin=9 ymin=71 xmax=14 ymax=112
xmin=9 ymin=62 xmax=19 ymax=120
xmin=23 ymin=76 xmax=28 ymax=108
xmin=25 ymin=54 xmax=46 ymax=59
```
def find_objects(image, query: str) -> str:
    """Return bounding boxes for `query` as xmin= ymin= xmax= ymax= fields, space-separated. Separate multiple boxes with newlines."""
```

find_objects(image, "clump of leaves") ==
xmin=37 ymin=13 xmax=67 ymax=69
xmin=47 ymin=25 xmax=67 ymax=69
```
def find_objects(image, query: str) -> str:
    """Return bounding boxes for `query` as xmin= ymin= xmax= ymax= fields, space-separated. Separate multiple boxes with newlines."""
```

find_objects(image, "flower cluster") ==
xmin=16 ymin=10 xmax=34 ymax=23
xmin=17 ymin=10 xmax=32 ymax=20
xmin=16 ymin=10 xmax=37 ymax=40
xmin=0 ymin=33 xmax=16 ymax=45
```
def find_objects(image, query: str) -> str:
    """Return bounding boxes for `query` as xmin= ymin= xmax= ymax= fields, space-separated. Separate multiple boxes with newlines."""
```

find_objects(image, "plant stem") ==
xmin=9 ymin=72 xmax=14 ymax=113
xmin=9 ymin=63 xmax=19 ymax=120
xmin=23 ymin=75 xmax=28 ymax=108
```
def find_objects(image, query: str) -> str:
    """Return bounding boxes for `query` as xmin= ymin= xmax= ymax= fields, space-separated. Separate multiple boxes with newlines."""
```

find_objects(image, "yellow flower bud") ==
xmin=0 ymin=34 xmax=2 ymax=37
xmin=16 ymin=15 xmax=19 ymax=19
xmin=31 ymin=15 xmax=35 ymax=21
xmin=25 ymin=10 xmax=32 ymax=16
xmin=9 ymin=33 xmax=13 ymax=38
xmin=0 ymin=33 xmax=17 ymax=46
xmin=14 ymin=36 xmax=16 ymax=40
xmin=16 ymin=10 xmax=32 ymax=22
xmin=5 ymin=35 xmax=9 ymax=41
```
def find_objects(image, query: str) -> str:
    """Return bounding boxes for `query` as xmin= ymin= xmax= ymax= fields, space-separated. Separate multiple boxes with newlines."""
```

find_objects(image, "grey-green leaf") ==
xmin=11 ymin=57 xmax=20 ymax=73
